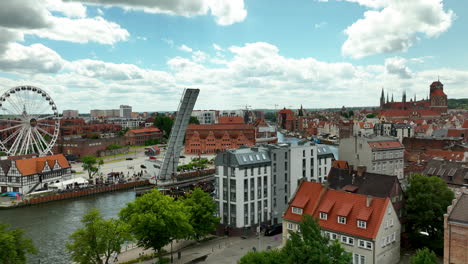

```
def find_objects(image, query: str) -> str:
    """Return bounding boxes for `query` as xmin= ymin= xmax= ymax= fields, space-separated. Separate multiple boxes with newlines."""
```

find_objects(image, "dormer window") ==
xmin=338 ymin=216 xmax=346 ymax=224
xmin=319 ymin=212 xmax=327 ymax=220
xmin=357 ymin=220 xmax=367 ymax=229
xmin=292 ymin=207 xmax=303 ymax=215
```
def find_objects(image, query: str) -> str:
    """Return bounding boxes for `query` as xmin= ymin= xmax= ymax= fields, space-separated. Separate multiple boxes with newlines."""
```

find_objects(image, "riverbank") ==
xmin=0 ymin=180 xmax=150 ymax=209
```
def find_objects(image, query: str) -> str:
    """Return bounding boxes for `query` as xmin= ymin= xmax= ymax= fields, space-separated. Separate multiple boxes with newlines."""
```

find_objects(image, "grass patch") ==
xmin=97 ymin=151 xmax=139 ymax=161
xmin=72 ymin=171 xmax=85 ymax=175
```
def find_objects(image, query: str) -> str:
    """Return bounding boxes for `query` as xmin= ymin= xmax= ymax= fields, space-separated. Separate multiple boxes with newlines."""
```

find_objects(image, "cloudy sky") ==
xmin=0 ymin=0 xmax=467 ymax=112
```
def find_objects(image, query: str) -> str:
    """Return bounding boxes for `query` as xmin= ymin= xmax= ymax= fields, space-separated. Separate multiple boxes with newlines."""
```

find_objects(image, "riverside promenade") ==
xmin=115 ymin=234 xmax=283 ymax=264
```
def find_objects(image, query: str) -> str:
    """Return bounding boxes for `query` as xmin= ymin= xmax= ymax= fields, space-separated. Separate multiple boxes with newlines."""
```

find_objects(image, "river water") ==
xmin=0 ymin=190 xmax=136 ymax=263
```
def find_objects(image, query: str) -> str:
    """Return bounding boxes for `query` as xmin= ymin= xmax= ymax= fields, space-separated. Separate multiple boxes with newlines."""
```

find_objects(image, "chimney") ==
xmin=357 ymin=166 xmax=366 ymax=177
xmin=366 ymin=196 xmax=372 ymax=208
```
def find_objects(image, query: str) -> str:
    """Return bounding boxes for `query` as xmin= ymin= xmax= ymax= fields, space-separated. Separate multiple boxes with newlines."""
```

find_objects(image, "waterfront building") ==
xmin=125 ymin=127 xmax=162 ymax=146
xmin=339 ymin=136 xmax=404 ymax=179
xmin=283 ymin=181 xmax=401 ymax=264
xmin=213 ymin=141 xmax=335 ymax=230
xmin=0 ymin=154 xmax=71 ymax=194
xmin=184 ymin=122 xmax=255 ymax=154
xmin=62 ymin=110 xmax=79 ymax=118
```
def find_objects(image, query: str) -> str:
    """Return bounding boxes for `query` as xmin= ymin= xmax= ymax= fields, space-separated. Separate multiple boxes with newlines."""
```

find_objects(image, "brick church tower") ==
xmin=429 ymin=80 xmax=448 ymax=113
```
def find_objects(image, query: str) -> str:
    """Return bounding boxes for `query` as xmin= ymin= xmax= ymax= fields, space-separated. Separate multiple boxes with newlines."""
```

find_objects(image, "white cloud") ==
xmin=0 ymin=0 xmax=129 ymax=46
xmin=27 ymin=16 xmax=129 ymax=45
xmin=385 ymin=57 xmax=412 ymax=79
xmin=213 ymin=44 xmax=223 ymax=51
xmin=66 ymin=0 xmax=247 ymax=25
xmin=1 ymin=41 xmax=467 ymax=111
xmin=0 ymin=43 xmax=65 ymax=74
xmin=191 ymin=50 xmax=208 ymax=63
xmin=341 ymin=0 xmax=454 ymax=58
xmin=314 ymin=21 xmax=327 ymax=29
xmin=179 ymin=44 xmax=193 ymax=53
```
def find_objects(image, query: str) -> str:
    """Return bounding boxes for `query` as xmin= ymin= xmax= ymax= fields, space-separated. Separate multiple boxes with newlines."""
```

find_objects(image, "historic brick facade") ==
xmin=184 ymin=124 xmax=255 ymax=154
xmin=444 ymin=190 xmax=468 ymax=264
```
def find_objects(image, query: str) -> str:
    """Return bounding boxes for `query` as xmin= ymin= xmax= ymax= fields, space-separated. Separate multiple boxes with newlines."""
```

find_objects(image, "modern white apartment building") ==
xmin=119 ymin=105 xmax=132 ymax=118
xmin=191 ymin=110 xmax=217 ymax=124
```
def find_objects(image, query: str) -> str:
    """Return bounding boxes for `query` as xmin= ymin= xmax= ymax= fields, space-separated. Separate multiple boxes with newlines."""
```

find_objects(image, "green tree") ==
xmin=0 ymin=223 xmax=37 ymax=264
xmin=239 ymin=249 xmax=286 ymax=264
xmin=283 ymin=214 xmax=351 ymax=264
xmin=119 ymin=189 xmax=192 ymax=263
xmin=181 ymin=188 xmax=220 ymax=240
xmin=67 ymin=209 xmax=131 ymax=264
xmin=189 ymin=116 xmax=200 ymax=125
xmin=264 ymin=112 xmax=277 ymax=122
xmin=154 ymin=116 xmax=174 ymax=138
xmin=410 ymin=248 xmax=437 ymax=264
xmin=405 ymin=174 xmax=454 ymax=241
xmin=81 ymin=155 xmax=104 ymax=179
xmin=366 ymin=113 xmax=378 ymax=118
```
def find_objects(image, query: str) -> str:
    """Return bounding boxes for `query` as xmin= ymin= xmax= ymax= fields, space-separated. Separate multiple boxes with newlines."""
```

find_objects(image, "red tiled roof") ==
xmin=187 ymin=124 xmax=254 ymax=130
xmin=15 ymin=154 xmax=70 ymax=176
xmin=279 ymin=108 xmax=294 ymax=114
xmin=431 ymin=81 xmax=443 ymax=86
xmin=129 ymin=127 xmax=161 ymax=134
xmin=332 ymin=160 xmax=349 ymax=169
xmin=368 ymin=141 xmax=403 ymax=149
xmin=431 ymin=89 xmax=447 ymax=97
xmin=283 ymin=182 xmax=325 ymax=222
xmin=284 ymin=182 xmax=389 ymax=240
xmin=380 ymin=109 xmax=440 ymax=117
xmin=318 ymin=200 xmax=335 ymax=213
xmin=342 ymin=185 xmax=359 ymax=192
xmin=423 ymin=149 xmax=464 ymax=161
xmin=218 ymin=116 xmax=245 ymax=124
xmin=358 ymin=122 xmax=374 ymax=129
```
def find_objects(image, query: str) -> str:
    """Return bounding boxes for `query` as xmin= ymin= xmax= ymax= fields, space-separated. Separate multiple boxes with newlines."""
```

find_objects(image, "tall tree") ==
xmin=153 ymin=116 xmax=174 ymax=138
xmin=405 ymin=174 xmax=454 ymax=241
xmin=283 ymin=214 xmax=351 ymax=264
xmin=0 ymin=223 xmax=37 ymax=264
xmin=119 ymin=189 xmax=192 ymax=263
xmin=410 ymin=248 xmax=438 ymax=264
xmin=189 ymin=116 xmax=200 ymax=125
xmin=66 ymin=209 xmax=131 ymax=264
xmin=181 ymin=188 xmax=220 ymax=240
xmin=81 ymin=155 xmax=104 ymax=179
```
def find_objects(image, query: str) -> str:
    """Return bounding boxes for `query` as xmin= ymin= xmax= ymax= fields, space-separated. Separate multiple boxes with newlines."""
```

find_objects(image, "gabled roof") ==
xmin=15 ymin=154 xmax=70 ymax=176
xmin=448 ymin=194 xmax=468 ymax=224
xmin=284 ymin=181 xmax=389 ymax=239
xmin=462 ymin=120 xmax=468 ymax=129
xmin=332 ymin=160 xmax=349 ymax=169
xmin=368 ymin=141 xmax=403 ymax=150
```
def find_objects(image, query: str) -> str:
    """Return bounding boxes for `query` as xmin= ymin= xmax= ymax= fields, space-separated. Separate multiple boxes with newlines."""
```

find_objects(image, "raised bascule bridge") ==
xmin=138 ymin=88 xmax=215 ymax=196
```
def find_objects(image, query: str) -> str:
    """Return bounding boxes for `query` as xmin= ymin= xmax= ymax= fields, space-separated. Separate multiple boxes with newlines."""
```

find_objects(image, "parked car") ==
xmin=149 ymin=156 xmax=156 ymax=159
xmin=180 ymin=155 xmax=186 ymax=158
xmin=264 ymin=224 xmax=282 ymax=236
xmin=126 ymin=158 xmax=133 ymax=160
xmin=140 ymin=165 xmax=147 ymax=169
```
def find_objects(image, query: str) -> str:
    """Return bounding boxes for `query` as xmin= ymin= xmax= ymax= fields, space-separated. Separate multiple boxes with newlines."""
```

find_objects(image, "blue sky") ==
xmin=0 ymin=0 xmax=467 ymax=112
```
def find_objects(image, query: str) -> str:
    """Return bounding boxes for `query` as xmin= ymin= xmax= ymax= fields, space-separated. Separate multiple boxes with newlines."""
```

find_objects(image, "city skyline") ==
xmin=0 ymin=0 xmax=467 ymax=112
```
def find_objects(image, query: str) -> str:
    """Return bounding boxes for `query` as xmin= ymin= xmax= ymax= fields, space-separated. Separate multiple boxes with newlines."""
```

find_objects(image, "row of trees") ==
xmin=67 ymin=188 xmax=219 ymax=264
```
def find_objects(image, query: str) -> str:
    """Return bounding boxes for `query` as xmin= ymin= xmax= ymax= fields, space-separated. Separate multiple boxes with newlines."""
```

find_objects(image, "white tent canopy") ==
xmin=49 ymin=177 xmax=88 ymax=189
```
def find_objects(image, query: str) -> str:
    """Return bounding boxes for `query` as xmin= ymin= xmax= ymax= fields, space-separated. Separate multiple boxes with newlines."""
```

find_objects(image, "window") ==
xmin=389 ymin=218 xmax=394 ymax=227
xmin=292 ymin=207 xmax=303 ymax=215
xmin=303 ymin=150 xmax=305 ymax=157
xmin=391 ymin=232 xmax=396 ymax=242
xmin=352 ymin=254 xmax=365 ymax=264
xmin=358 ymin=240 xmax=373 ymax=250
xmin=357 ymin=220 xmax=367 ymax=229
xmin=341 ymin=235 xmax=354 ymax=245
xmin=319 ymin=212 xmax=327 ymax=220
xmin=287 ymin=223 xmax=295 ymax=230
xmin=338 ymin=216 xmax=346 ymax=224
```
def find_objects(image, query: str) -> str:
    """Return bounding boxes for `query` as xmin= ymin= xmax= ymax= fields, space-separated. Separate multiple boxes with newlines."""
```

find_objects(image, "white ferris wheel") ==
xmin=0 ymin=86 xmax=60 ymax=156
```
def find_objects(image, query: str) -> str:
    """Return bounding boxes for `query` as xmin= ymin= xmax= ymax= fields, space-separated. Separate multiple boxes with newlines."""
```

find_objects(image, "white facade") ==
xmin=119 ymin=105 xmax=132 ymax=118
xmin=214 ymin=147 xmax=271 ymax=229
xmin=192 ymin=110 xmax=217 ymax=124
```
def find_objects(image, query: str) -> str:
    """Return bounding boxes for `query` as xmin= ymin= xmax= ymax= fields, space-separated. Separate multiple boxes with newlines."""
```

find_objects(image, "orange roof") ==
xmin=332 ymin=160 xmax=349 ymax=169
xmin=430 ymin=89 xmax=446 ymax=97
xmin=368 ymin=141 xmax=403 ymax=149
xmin=129 ymin=127 xmax=161 ymax=134
xmin=15 ymin=154 xmax=70 ymax=176
xmin=462 ymin=120 xmax=468 ymax=129
xmin=284 ymin=182 xmax=325 ymax=222
xmin=447 ymin=128 xmax=468 ymax=138
xmin=218 ymin=116 xmax=245 ymax=124
xmin=284 ymin=182 xmax=389 ymax=240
